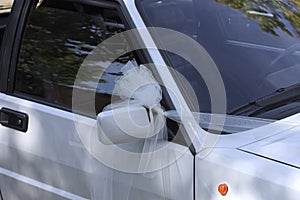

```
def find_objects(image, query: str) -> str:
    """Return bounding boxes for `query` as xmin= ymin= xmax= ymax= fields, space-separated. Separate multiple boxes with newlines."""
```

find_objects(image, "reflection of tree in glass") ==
xmin=17 ymin=6 xmax=135 ymax=112
xmin=18 ymin=7 xmax=129 ymax=89
xmin=214 ymin=0 xmax=300 ymax=37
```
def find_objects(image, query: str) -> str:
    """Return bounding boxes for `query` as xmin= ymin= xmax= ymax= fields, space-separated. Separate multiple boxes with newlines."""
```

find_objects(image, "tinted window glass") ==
xmin=0 ymin=0 xmax=12 ymax=45
xmin=15 ymin=1 xmax=136 ymax=116
xmin=137 ymin=0 xmax=300 ymax=119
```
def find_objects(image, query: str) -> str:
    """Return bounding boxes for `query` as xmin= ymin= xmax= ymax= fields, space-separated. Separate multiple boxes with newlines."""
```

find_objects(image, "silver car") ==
xmin=0 ymin=0 xmax=300 ymax=199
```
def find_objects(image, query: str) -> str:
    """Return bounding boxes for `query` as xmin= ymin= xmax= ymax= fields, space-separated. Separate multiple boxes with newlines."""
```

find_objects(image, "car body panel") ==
xmin=0 ymin=93 xmax=194 ymax=199
xmin=196 ymin=148 xmax=300 ymax=200
xmin=0 ymin=1 xmax=193 ymax=200
xmin=195 ymin=112 xmax=300 ymax=199
xmin=240 ymin=124 xmax=300 ymax=168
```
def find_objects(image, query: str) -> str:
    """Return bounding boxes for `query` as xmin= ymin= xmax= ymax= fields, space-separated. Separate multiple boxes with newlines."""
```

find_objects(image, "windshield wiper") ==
xmin=229 ymin=83 xmax=300 ymax=119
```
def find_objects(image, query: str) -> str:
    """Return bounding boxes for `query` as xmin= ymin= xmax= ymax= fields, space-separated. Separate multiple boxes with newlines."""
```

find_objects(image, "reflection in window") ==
xmin=137 ymin=0 xmax=300 ymax=119
xmin=15 ymin=2 xmax=136 ymax=116
xmin=214 ymin=0 xmax=300 ymax=37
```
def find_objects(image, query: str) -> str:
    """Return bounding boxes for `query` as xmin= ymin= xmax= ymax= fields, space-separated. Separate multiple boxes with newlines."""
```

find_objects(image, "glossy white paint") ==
xmin=0 ymin=166 xmax=88 ymax=200
xmin=196 ymin=113 xmax=300 ymax=200
xmin=97 ymin=105 xmax=151 ymax=144
xmin=0 ymin=93 xmax=194 ymax=199
xmin=241 ymin=124 xmax=300 ymax=168
xmin=196 ymin=148 xmax=300 ymax=200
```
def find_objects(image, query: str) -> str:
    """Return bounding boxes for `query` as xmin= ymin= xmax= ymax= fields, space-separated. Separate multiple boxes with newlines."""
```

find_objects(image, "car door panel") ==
xmin=0 ymin=0 xmax=194 ymax=199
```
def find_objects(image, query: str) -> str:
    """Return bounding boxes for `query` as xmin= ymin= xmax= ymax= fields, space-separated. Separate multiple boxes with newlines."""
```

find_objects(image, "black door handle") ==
xmin=0 ymin=108 xmax=28 ymax=132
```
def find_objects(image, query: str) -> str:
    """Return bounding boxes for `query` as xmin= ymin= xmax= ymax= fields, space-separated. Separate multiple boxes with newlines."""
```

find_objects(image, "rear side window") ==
xmin=15 ymin=0 xmax=137 ymax=117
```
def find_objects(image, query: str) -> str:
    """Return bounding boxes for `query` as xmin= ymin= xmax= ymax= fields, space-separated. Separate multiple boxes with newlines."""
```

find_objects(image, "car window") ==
xmin=137 ymin=0 xmax=300 ymax=119
xmin=15 ymin=0 xmax=137 ymax=117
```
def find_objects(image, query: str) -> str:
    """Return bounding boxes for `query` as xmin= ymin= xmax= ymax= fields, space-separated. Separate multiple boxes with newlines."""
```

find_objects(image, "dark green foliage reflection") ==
xmin=16 ymin=6 xmax=133 ymax=115
xmin=214 ymin=0 xmax=300 ymax=37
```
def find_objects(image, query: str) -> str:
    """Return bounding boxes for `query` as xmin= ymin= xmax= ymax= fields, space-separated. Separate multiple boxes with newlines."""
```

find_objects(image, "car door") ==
xmin=0 ymin=0 xmax=193 ymax=199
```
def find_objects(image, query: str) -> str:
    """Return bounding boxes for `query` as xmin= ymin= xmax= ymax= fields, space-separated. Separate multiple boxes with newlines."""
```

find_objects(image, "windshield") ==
xmin=136 ymin=0 xmax=300 ymax=119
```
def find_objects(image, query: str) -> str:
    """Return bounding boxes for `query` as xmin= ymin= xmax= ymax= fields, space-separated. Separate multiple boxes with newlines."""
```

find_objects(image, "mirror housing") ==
xmin=97 ymin=105 xmax=152 ymax=144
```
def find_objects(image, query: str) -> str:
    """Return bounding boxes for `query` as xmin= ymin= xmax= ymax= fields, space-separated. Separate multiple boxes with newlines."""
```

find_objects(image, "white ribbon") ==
xmin=109 ymin=61 xmax=168 ymax=139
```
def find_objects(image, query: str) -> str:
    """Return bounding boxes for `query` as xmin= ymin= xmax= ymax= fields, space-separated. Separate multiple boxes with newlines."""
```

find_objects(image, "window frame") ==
xmin=0 ymin=0 xmax=27 ymax=93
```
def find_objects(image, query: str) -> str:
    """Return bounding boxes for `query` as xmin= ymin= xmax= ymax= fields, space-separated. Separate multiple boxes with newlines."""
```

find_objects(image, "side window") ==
xmin=15 ymin=1 xmax=136 ymax=116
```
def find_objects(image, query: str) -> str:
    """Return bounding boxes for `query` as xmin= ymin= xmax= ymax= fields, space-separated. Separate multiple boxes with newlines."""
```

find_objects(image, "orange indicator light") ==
xmin=218 ymin=183 xmax=228 ymax=196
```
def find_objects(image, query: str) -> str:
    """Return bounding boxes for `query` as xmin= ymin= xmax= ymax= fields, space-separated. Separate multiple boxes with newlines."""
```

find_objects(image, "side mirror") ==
xmin=97 ymin=105 xmax=152 ymax=144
